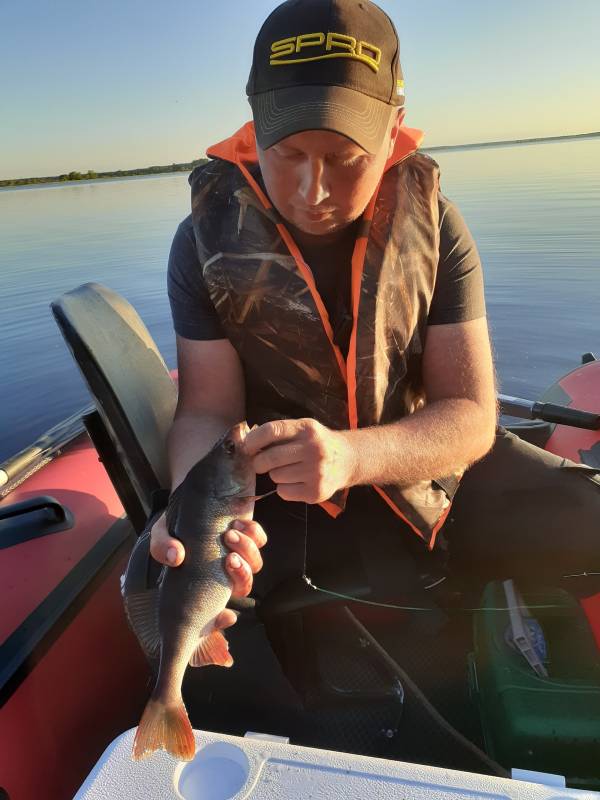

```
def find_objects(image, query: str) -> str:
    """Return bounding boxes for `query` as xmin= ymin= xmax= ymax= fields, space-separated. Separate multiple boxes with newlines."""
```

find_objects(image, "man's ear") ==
xmin=387 ymin=107 xmax=406 ymax=159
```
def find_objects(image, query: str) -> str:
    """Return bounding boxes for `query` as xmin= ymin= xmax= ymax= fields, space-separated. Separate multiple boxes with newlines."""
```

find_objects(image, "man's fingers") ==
xmin=225 ymin=551 xmax=253 ymax=597
xmin=149 ymin=514 xmax=185 ymax=566
xmin=276 ymin=482 xmax=308 ymax=502
xmin=213 ymin=608 xmax=238 ymax=630
xmin=268 ymin=463 xmax=305 ymax=484
xmin=223 ymin=530 xmax=263 ymax=573
xmin=243 ymin=419 xmax=300 ymax=457
xmin=253 ymin=443 xmax=302 ymax=475
xmin=230 ymin=518 xmax=268 ymax=549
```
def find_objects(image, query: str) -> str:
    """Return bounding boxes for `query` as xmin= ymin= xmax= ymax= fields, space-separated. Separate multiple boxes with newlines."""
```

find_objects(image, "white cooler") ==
xmin=74 ymin=728 xmax=598 ymax=800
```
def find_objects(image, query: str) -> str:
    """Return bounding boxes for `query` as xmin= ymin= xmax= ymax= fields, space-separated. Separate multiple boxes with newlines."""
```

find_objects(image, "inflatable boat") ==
xmin=1 ymin=283 xmax=599 ymax=799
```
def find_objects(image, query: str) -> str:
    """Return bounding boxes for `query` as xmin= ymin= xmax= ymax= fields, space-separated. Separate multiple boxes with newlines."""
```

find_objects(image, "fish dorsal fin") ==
xmin=121 ymin=530 xmax=163 ymax=658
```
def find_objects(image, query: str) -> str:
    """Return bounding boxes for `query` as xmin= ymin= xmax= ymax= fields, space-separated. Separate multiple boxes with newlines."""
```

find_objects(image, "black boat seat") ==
xmin=51 ymin=283 xmax=177 ymax=529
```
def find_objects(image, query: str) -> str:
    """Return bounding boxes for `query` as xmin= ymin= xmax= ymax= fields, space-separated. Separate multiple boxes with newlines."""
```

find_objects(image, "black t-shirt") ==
xmin=167 ymin=190 xmax=486 ymax=358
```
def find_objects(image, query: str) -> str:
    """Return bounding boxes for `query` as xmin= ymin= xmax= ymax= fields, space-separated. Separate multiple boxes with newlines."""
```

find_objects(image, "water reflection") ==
xmin=433 ymin=137 xmax=600 ymax=397
xmin=0 ymin=138 xmax=599 ymax=459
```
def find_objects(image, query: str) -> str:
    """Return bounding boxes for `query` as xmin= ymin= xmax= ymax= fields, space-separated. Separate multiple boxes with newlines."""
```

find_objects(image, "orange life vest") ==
xmin=190 ymin=121 xmax=461 ymax=548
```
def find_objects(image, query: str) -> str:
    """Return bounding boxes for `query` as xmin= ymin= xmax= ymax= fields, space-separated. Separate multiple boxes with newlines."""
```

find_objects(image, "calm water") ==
xmin=1 ymin=137 xmax=599 ymax=462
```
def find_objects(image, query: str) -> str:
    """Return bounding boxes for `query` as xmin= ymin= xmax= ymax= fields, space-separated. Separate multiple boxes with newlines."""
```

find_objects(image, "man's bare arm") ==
xmin=167 ymin=336 xmax=246 ymax=491
xmin=150 ymin=336 xmax=266 ymax=609
xmin=345 ymin=317 xmax=497 ymax=486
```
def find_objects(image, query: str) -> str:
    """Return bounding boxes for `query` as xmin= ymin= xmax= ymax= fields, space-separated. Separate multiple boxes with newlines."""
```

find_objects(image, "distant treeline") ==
xmin=0 ymin=159 xmax=209 ymax=188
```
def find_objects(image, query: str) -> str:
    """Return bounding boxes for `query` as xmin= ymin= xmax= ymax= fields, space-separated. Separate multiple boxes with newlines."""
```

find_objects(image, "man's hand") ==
xmin=149 ymin=511 xmax=267 ymax=632
xmin=243 ymin=418 xmax=357 ymax=504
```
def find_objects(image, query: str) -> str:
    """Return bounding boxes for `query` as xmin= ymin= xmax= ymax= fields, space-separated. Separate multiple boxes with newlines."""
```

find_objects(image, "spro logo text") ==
xmin=270 ymin=32 xmax=382 ymax=73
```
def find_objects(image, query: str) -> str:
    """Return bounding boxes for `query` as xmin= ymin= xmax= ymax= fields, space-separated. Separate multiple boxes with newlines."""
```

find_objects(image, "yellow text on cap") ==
xmin=270 ymin=31 xmax=382 ymax=73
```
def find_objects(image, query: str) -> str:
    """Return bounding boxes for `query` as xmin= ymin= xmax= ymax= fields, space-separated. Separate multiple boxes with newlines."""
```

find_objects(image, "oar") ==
xmin=0 ymin=404 xmax=94 ymax=495
xmin=498 ymin=394 xmax=600 ymax=431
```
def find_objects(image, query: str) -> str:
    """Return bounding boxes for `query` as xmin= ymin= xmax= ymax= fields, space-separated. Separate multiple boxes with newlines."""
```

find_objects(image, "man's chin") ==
xmin=289 ymin=215 xmax=347 ymax=237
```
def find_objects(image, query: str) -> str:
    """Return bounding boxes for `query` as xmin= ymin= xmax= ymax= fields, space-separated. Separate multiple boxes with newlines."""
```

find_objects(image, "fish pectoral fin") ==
xmin=123 ymin=589 xmax=161 ymax=659
xmin=190 ymin=630 xmax=234 ymax=668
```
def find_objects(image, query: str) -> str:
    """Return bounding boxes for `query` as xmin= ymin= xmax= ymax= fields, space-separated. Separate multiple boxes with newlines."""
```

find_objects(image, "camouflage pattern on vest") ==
xmin=189 ymin=147 xmax=461 ymax=547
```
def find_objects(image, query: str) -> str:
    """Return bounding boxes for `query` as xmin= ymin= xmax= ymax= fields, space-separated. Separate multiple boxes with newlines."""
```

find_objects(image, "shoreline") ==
xmin=2 ymin=131 xmax=599 ymax=188
xmin=0 ymin=171 xmax=190 ymax=192
xmin=0 ymin=160 xmax=208 ymax=189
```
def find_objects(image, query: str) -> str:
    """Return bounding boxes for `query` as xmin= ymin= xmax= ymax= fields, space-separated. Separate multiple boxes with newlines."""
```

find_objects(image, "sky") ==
xmin=2 ymin=0 xmax=600 ymax=180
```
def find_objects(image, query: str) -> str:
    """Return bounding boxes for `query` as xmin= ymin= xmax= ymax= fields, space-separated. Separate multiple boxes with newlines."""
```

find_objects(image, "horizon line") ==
xmin=2 ymin=130 xmax=599 ymax=186
xmin=422 ymin=130 xmax=600 ymax=153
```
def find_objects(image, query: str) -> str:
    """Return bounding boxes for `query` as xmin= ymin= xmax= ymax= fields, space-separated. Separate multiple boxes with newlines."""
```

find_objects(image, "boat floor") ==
xmin=180 ymin=597 xmax=494 ymax=775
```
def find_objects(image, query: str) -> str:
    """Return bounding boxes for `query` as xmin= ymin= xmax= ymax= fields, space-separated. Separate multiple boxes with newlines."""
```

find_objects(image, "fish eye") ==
xmin=224 ymin=439 xmax=236 ymax=456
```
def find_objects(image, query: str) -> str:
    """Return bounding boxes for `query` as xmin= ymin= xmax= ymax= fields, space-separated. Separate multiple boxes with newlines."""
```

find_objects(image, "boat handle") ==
xmin=0 ymin=495 xmax=74 ymax=549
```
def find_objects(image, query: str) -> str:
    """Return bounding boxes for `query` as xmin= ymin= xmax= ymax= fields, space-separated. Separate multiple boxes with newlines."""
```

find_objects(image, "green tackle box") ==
xmin=468 ymin=582 xmax=600 ymax=789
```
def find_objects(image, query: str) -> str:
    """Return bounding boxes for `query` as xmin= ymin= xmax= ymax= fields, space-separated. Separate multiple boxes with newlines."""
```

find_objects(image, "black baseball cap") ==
xmin=246 ymin=0 xmax=405 ymax=154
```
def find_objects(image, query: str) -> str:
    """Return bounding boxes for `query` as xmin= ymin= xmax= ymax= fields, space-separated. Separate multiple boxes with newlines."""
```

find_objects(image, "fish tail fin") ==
xmin=190 ymin=630 xmax=234 ymax=667
xmin=132 ymin=695 xmax=195 ymax=761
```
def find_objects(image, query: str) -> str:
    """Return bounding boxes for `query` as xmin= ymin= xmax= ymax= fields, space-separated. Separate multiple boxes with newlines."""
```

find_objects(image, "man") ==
xmin=152 ymin=0 xmax=600 ymax=672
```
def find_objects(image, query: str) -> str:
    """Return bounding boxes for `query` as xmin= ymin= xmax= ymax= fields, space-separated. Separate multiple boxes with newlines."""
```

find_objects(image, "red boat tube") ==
xmin=0 ymin=431 xmax=149 ymax=800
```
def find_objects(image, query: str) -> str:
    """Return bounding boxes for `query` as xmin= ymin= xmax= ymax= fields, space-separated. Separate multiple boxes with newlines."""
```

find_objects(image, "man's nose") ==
xmin=297 ymin=158 xmax=330 ymax=207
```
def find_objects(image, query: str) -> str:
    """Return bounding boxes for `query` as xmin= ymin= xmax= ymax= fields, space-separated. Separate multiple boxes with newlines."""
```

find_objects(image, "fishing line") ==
xmin=241 ymin=489 xmax=278 ymax=502
xmin=299 ymin=502 xmax=575 ymax=613
xmin=562 ymin=571 xmax=600 ymax=579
